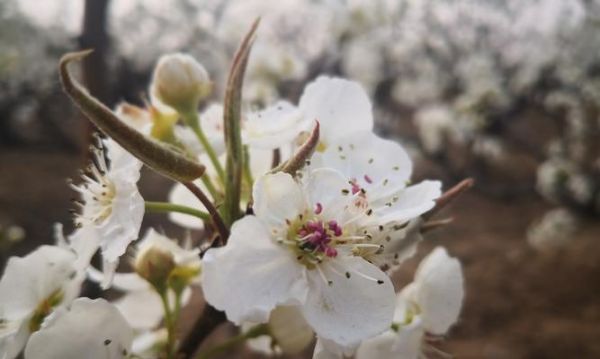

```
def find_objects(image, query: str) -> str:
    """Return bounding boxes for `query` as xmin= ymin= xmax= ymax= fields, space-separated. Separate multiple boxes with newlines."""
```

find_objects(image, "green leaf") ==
xmin=59 ymin=50 xmax=205 ymax=182
xmin=222 ymin=18 xmax=260 ymax=225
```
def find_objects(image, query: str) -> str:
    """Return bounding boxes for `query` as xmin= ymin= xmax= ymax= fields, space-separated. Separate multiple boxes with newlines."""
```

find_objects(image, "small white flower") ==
xmin=0 ymin=246 xmax=80 ymax=359
xmin=202 ymin=170 xmax=396 ymax=348
xmin=69 ymin=139 xmax=144 ymax=287
xmin=243 ymin=76 xmax=373 ymax=151
xmin=24 ymin=298 xmax=134 ymax=359
xmin=527 ymin=208 xmax=579 ymax=250
xmin=414 ymin=105 xmax=456 ymax=154
xmin=355 ymin=247 xmax=464 ymax=359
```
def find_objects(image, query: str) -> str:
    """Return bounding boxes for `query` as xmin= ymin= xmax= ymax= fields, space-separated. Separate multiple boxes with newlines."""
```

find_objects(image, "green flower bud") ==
xmin=135 ymin=246 xmax=176 ymax=292
xmin=151 ymin=53 xmax=212 ymax=113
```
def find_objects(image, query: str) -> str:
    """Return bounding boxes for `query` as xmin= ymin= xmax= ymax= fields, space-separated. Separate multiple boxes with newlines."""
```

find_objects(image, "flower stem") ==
xmin=159 ymin=291 xmax=176 ymax=359
xmin=242 ymin=145 xmax=253 ymax=192
xmin=182 ymin=111 xmax=226 ymax=183
xmin=145 ymin=201 xmax=210 ymax=221
xmin=195 ymin=324 xmax=269 ymax=359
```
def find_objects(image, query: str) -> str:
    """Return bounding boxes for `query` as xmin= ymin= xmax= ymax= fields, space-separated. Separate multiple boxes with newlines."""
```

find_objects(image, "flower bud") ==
xmin=135 ymin=246 xmax=176 ymax=291
xmin=151 ymin=53 xmax=212 ymax=113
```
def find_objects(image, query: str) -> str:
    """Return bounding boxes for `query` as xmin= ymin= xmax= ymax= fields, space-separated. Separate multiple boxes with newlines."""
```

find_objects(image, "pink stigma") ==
xmin=314 ymin=202 xmax=323 ymax=215
xmin=364 ymin=174 xmax=373 ymax=184
xmin=297 ymin=215 xmax=342 ymax=258
xmin=350 ymin=179 xmax=361 ymax=195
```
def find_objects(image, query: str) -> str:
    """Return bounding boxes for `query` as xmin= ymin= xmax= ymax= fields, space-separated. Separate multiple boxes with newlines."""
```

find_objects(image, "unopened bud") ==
xmin=151 ymin=53 xmax=212 ymax=113
xmin=135 ymin=246 xmax=176 ymax=291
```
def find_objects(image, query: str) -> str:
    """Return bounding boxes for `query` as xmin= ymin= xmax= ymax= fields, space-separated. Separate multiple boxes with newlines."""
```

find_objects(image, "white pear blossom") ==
xmin=527 ymin=208 xmax=579 ymax=250
xmin=24 ymin=298 xmax=134 ymax=359
xmin=243 ymin=76 xmax=373 ymax=151
xmin=202 ymin=170 xmax=399 ymax=348
xmin=0 ymin=246 xmax=80 ymax=359
xmin=68 ymin=138 xmax=144 ymax=287
xmin=355 ymin=247 xmax=464 ymax=359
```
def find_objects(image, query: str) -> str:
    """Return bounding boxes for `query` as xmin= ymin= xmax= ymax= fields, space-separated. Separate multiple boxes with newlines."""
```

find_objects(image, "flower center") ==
xmin=70 ymin=144 xmax=117 ymax=226
xmin=297 ymin=219 xmax=342 ymax=258
xmin=286 ymin=203 xmax=344 ymax=267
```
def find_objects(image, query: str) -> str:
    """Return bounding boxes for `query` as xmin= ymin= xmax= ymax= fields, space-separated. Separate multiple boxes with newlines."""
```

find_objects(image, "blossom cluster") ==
xmin=0 ymin=25 xmax=466 ymax=358
xmin=111 ymin=0 xmax=600 ymax=245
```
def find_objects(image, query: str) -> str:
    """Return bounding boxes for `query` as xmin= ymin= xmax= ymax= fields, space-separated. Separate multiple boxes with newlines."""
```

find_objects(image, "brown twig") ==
xmin=423 ymin=178 xmax=474 ymax=220
xmin=420 ymin=217 xmax=454 ymax=234
xmin=178 ymin=305 xmax=227 ymax=359
xmin=183 ymin=182 xmax=229 ymax=244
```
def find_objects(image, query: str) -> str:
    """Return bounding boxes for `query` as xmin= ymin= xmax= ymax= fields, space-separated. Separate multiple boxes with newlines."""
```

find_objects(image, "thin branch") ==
xmin=179 ymin=305 xmax=227 ymax=359
xmin=183 ymin=182 xmax=229 ymax=243
xmin=423 ymin=178 xmax=474 ymax=220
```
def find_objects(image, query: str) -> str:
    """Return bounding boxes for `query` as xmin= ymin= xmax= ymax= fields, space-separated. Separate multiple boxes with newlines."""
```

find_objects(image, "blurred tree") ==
xmin=79 ymin=0 xmax=111 ymax=153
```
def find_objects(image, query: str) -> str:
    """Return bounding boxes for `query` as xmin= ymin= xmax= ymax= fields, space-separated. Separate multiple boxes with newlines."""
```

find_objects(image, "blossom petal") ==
xmin=313 ymin=337 xmax=356 ymax=359
xmin=201 ymin=216 xmax=308 ymax=324
xmin=315 ymin=131 xmax=413 ymax=199
xmin=24 ymin=298 xmax=134 ymax=359
xmin=413 ymin=247 xmax=464 ymax=334
xmin=98 ymin=177 xmax=144 ymax=262
xmin=0 ymin=246 xmax=78 ymax=321
xmin=303 ymin=168 xmax=355 ymax=222
xmin=0 ymin=320 xmax=30 ymax=359
xmin=355 ymin=318 xmax=424 ymax=359
xmin=299 ymin=76 xmax=373 ymax=145
xmin=87 ymin=267 xmax=149 ymax=292
xmin=374 ymin=180 xmax=442 ymax=224
xmin=114 ymin=290 xmax=164 ymax=331
xmin=253 ymin=173 xmax=306 ymax=229
xmin=302 ymin=257 xmax=395 ymax=347
xmin=244 ymin=101 xmax=307 ymax=149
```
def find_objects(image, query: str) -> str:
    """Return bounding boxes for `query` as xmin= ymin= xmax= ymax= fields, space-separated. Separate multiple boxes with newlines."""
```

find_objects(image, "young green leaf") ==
xmin=222 ymin=18 xmax=260 ymax=225
xmin=59 ymin=50 xmax=205 ymax=182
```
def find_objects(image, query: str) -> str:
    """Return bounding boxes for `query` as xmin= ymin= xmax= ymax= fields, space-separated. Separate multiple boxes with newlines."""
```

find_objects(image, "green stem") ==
xmin=242 ymin=145 xmax=253 ymax=189
xmin=196 ymin=324 xmax=269 ymax=359
xmin=145 ymin=201 xmax=210 ymax=221
xmin=182 ymin=111 xmax=226 ymax=183
xmin=174 ymin=290 xmax=183 ymax=327
xmin=159 ymin=291 xmax=176 ymax=359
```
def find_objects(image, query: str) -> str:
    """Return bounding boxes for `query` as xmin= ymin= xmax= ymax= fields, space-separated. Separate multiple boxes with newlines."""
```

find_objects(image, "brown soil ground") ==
xmin=1 ymin=148 xmax=599 ymax=359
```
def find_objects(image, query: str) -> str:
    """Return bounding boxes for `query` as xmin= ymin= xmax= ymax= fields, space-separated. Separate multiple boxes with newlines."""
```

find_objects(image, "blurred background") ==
xmin=1 ymin=0 xmax=599 ymax=357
